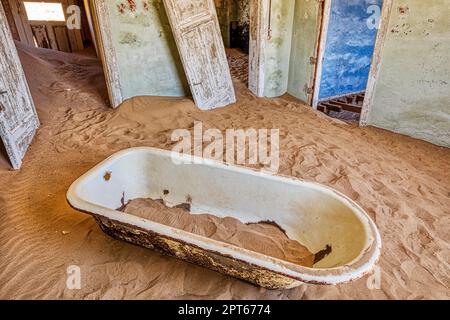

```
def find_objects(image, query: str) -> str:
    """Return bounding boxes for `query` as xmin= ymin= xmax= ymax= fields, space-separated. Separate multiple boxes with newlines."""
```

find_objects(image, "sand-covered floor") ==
xmin=0 ymin=44 xmax=449 ymax=299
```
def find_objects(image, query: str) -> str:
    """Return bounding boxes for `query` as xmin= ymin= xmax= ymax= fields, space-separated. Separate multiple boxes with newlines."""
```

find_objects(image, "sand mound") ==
xmin=121 ymin=198 xmax=315 ymax=267
xmin=0 ymin=43 xmax=449 ymax=299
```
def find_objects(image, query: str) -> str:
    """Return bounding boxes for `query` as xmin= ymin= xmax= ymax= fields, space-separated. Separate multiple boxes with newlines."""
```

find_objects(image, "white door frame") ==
xmin=248 ymin=0 xmax=270 ymax=97
xmin=311 ymin=0 xmax=394 ymax=127
xmin=360 ymin=0 xmax=393 ymax=126
xmin=312 ymin=0 xmax=332 ymax=109
xmin=90 ymin=0 xmax=122 ymax=108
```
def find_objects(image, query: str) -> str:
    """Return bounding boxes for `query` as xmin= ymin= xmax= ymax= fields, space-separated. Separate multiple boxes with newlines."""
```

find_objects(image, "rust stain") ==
xmin=92 ymin=213 xmax=300 ymax=289
xmin=116 ymin=192 xmax=127 ymax=211
xmin=398 ymin=6 xmax=409 ymax=14
xmin=66 ymin=199 xmax=351 ymax=288
xmin=103 ymin=171 xmax=112 ymax=181
xmin=314 ymin=244 xmax=332 ymax=264
xmin=174 ymin=202 xmax=191 ymax=211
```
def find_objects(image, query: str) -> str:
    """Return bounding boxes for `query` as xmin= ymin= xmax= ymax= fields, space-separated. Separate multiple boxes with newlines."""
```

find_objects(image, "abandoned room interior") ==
xmin=0 ymin=0 xmax=449 ymax=300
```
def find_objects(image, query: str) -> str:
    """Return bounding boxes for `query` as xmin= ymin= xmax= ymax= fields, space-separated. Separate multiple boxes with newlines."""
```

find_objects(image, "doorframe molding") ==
xmin=312 ymin=0 xmax=331 ymax=109
xmin=311 ymin=0 xmax=394 ymax=121
xmin=91 ymin=0 xmax=122 ymax=108
xmin=248 ymin=0 xmax=270 ymax=97
xmin=7 ymin=0 xmax=34 ymax=45
xmin=360 ymin=0 xmax=393 ymax=126
xmin=82 ymin=0 xmax=98 ymax=55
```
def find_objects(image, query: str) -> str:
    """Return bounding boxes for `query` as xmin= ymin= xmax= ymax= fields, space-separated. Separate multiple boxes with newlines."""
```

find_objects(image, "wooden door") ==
xmin=0 ymin=3 xmax=39 ymax=169
xmin=288 ymin=0 xmax=324 ymax=104
xmin=162 ymin=0 xmax=236 ymax=110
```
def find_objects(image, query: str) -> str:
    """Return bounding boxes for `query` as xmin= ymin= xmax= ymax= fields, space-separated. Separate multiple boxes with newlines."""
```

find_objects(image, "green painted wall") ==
xmin=368 ymin=0 xmax=450 ymax=147
xmin=107 ymin=0 xmax=189 ymax=100
xmin=263 ymin=0 xmax=295 ymax=97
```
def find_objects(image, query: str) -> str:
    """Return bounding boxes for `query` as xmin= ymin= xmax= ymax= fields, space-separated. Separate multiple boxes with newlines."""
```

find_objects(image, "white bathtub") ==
xmin=67 ymin=147 xmax=381 ymax=289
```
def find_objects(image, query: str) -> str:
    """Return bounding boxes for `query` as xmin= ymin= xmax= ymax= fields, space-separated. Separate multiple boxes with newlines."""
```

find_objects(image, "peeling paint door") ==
xmin=0 ymin=3 xmax=39 ymax=169
xmin=162 ymin=0 xmax=236 ymax=110
xmin=288 ymin=0 xmax=324 ymax=104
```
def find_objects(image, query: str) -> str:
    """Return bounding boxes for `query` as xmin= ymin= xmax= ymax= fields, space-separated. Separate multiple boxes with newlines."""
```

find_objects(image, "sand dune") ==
xmin=0 ymin=44 xmax=449 ymax=299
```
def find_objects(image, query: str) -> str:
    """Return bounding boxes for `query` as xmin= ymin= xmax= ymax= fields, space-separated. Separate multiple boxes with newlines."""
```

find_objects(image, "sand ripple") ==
xmin=0 ymin=44 xmax=449 ymax=299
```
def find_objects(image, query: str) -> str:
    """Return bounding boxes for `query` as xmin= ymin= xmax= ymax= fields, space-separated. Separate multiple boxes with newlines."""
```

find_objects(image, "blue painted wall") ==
xmin=319 ymin=0 xmax=382 ymax=100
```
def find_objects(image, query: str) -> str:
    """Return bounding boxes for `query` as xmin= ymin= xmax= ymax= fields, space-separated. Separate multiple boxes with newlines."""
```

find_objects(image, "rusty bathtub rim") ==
xmin=66 ymin=147 xmax=382 ymax=285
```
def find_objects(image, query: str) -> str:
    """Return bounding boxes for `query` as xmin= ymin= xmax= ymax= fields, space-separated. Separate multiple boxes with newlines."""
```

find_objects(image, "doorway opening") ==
xmin=1 ymin=0 xmax=108 ymax=100
xmin=3 ymin=0 xmax=96 ymax=53
xmin=313 ymin=0 xmax=384 ymax=123
xmin=215 ymin=1 xmax=250 ymax=86
xmin=0 ymin=0 xmax=111 ymax=168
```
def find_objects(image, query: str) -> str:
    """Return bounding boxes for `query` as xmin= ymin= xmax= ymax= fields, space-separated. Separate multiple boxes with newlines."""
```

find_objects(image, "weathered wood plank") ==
xmin=318 ymin=103 xmax=342 ymax=113
xmin=326 ymin=100 xmax=362 ymax=114
xmin=53 ymin=25 xmax=71 ymax=52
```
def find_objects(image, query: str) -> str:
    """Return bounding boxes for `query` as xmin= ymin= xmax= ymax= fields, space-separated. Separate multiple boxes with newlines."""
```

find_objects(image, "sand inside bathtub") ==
xmin=120 ymin=198 xmax=317 ymax=267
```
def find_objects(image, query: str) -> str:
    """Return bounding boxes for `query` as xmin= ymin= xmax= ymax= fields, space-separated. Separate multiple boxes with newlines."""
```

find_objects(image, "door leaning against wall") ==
xmin=0 ymin=2 xmax=40 ymax=169
xmin=9 ymin=0 xmax=84 ymax=52
xmin=162 ymin=0 xmax=236 ymax=110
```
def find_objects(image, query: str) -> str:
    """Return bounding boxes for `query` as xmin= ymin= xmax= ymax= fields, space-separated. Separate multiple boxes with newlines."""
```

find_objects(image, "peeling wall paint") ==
xmin=234 ymin=0 xmax=250 ymax=52
xmin=319 ymin=0 xmax=382 ymax=100
xmin=368 ymin=0 xmax=450 ymax=147
xmin=107 ymin=0 xmax=189 ymax=100
xmin=264 ymin=0 xmax=295 ymax=97
xmin=236 ymin=0 xmax=250 ymax=26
